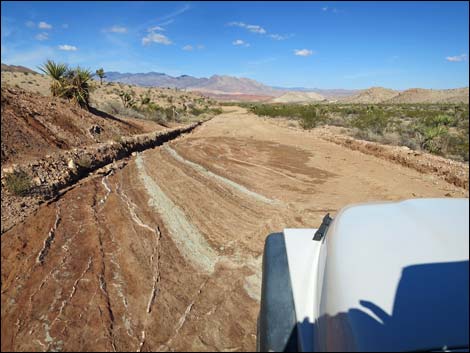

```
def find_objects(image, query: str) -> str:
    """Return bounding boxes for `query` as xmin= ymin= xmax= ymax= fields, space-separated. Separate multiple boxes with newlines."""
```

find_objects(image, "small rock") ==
xmin=131 ymin=152 xmax=137 ymax=157
xmin=33 ymin=177 xmax=42 ymax=186
xmin=2 ymin=166 xmax=14 ymax=174
xmin=67 ymin=159 xmax=76 ymax=170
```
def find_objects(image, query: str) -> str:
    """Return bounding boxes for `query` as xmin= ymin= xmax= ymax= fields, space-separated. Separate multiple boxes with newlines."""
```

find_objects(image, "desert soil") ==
xmin=1 ymin=106 xmax=467 ymax=352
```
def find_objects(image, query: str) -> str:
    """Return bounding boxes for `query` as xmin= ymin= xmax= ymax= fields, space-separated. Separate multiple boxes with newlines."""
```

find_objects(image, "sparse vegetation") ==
xmin=4 ymin=170 xmax=32 ymax=196
xmin=118 ymin=90 xmax=136 ymax=108
xmin=248 ymin=102 xmax=469 ymax=161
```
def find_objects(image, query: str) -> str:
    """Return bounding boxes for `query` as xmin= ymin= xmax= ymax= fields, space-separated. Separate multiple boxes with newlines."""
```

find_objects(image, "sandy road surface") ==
xmin=2 ymin=107 xmax=467 ymax=352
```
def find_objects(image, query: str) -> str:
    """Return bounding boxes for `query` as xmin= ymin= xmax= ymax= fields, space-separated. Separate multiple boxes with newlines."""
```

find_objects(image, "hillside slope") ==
xmin=1 ymin=63 xmax=37 ymax=74
xmin=270 ymin=91 xmax=326 ymax=103
xmin=386 ymin=87 xmax=469 ymax=104
xmin=1 ymin=87 xmax=155 ymax=165
xmin=340 ymin=87 xmax=399 ymax=103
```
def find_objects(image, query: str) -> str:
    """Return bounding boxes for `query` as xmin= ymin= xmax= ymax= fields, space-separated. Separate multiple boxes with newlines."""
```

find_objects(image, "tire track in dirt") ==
xmin=135 ymin=153 xmax=219 ymax=274
xmin=135 ymin=151 xmax=267 ymax=302
xmin=2 ymin=106 xmax=467 ymax=352
xmin=163 ymin=145 xmax=278 ymax=205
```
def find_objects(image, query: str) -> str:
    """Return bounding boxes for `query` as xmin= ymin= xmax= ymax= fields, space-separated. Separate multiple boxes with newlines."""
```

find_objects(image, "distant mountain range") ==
xmin=104 ymin=71 xmax=360 ymax=99
xmin=104 ymin=71 xmax=468 ymax=104
xmin=2 ymin=64 xmax=467 ymax=104
xmin=1 ymin=63 xmax=37 ymax=74
xmin=105 ymin=72 xmax=283 ymax=96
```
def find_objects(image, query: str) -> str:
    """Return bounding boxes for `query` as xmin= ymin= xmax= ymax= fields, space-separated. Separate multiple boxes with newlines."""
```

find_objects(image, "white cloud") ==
xmin=38 ymin=21 xmax=52 ymax=30
xmin=142 ymin=32 xmax=172 ymax=45
xmin=228 ymin=22 xmax=266 ymax=34
xmin=246 ymin=24 xmax=266 ymax=34
xmin=182 ymin=44 xmax=204 ymax=51
xmin=233 ymin=39 xmax=250 ymax=47
xmin=35 ymin=32 xmax=49 ymax=41
xmin=446 ymin=54 xmax=467 ymax=62
xmin=106 ymin=25 xmax=127 ymax=33
xmin=159 ymin=4 xmax=191 ymax=22
xmin=148 ymin=25 xmax=165 ymax=32
xmin=294 ymin=49 xmax=313 ymax=56
xmin=322 ymin=7 xmax=341 ymax=13
xmin=227 ymin=21 xmax=291 ymax=41
xmin=269 ymin=33 xmax=291 ymax=40
xmin=25 ymin=21 xmax=35 ymax=28
xmin=58 ymin=44 xmax=77 ymax=51
xmin=159 ymin=19 xmax=174 ymax=27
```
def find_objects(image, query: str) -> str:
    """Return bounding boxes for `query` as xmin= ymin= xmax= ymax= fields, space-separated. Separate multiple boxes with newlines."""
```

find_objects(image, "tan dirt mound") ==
xmin=270 ymin=91 xmax=326 ymax=103
xmin=340 ymin=86 xmax=399 ymax=103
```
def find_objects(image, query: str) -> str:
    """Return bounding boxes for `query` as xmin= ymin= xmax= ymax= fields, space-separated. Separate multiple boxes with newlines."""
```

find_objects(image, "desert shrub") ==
xmin=299 ymin=109 xmax=326 ymax=129
xmin=349 ymin=108 xmax=391 ymax=135
xmin=76 ymin=156 xmax=92 ymax=169
xmin=4 ymin=170 xmax=32 ymax=196
xmin=250 ymin=104 xmax=328 ymax=129
xmin=23 ymin=72 xmax=29 ymax=76
xmin=112 ymin=134 xmax=123 ymax=143
xmin=118 ymin=90 xmax=136 ymax=108
xmin=190 ymin=107 xmax=204 ymax=116
xmin=210 ymin=107 xmax=223 ymax=115
xmin=411 ymin=114 xmax=455 ymax=154
xmin=99 ymin=101 xmax=145 ymax=119
xmin=139 ymin=91 xmax=151 ymax=107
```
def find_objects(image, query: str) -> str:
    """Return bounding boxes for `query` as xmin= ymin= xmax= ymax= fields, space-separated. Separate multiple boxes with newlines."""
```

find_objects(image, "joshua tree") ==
xmin=95 ymin=68 xmax=106 ymax=85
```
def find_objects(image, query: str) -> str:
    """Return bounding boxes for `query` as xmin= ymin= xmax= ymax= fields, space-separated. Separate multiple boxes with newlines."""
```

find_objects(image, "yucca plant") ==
xmin=39 ymin=60 xmax=92 ymax=109
xmin=38 ymin=60 xmax=68 ymax=97
xmin=63 ymin=67 xmax=93 ymax=109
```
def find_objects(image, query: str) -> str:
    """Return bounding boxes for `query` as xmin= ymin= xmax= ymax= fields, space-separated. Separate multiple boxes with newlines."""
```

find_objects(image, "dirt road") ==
xmin=2 ymin=107 xmax=467 ymax=352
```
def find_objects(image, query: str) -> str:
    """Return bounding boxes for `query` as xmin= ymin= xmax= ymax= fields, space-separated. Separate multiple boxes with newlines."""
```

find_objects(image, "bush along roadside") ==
xmin=248 ymin=103 xmax=469 ymax=162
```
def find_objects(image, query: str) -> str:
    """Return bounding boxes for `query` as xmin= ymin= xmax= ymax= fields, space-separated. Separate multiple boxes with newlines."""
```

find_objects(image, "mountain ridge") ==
xmin=2 ymin=63 xmax=467 ymax=103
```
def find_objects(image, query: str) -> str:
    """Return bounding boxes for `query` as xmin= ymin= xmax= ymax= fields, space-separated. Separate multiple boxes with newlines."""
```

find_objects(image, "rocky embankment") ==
xmin=1 ymin=122 xmax=202 ymax=233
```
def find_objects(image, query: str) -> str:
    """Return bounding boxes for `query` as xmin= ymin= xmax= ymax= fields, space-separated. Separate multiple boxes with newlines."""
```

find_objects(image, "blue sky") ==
xmin=1 ymin=1 xmax=469 ymax=89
